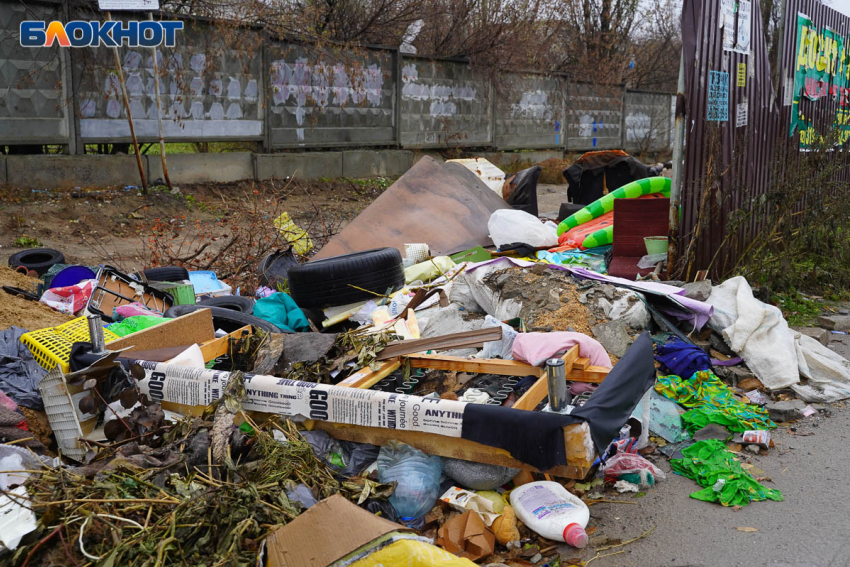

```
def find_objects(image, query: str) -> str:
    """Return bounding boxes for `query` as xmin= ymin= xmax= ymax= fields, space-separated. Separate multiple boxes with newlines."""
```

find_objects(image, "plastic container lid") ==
xmin=49 ymin=265 xmax=96 ymax=289
xmin=564 ymin=523 xmax=588 ymax=548
xmin=189 ymin=271 xmax=225 ymax=293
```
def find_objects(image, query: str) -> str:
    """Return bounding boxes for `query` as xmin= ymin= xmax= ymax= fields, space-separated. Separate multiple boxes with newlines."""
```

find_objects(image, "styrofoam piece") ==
xmin=0 ymin=486 xmax=36 ymax=552
xmin=447 ymin=158 xmax=506 ymax=196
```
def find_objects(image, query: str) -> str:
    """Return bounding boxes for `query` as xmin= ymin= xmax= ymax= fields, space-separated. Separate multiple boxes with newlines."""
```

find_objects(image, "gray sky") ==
xmin=826 ymin=0 xmax=850 ymax=17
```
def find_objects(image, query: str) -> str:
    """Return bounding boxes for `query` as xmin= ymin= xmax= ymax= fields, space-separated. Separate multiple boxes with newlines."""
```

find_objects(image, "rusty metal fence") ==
xmin=0 ymin=0 xmax=673 ymax=154
xmin=673 ymin=0 xmax=850 ymax=279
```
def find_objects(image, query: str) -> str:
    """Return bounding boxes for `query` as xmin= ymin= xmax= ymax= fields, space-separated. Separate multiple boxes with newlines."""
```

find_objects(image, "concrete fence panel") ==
xmin=72 ymin=14 xmax=265 ymax=145
xmin=399 ymin=56 xmax=492 ymax=148
xmin=267 ymin=44 xmax=397 ymax=149
xmin=565 ymin=83 xmax=625 ymax=151
xmin=495 ymin=73 xmax=565 ymax=150
xmin=0 ymin=1 xmax=72 ymax=146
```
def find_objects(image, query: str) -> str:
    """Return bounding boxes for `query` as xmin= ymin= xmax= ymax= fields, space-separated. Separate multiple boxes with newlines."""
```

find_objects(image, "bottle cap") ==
xmin=564 ymin=523 xmax=588 ymax=548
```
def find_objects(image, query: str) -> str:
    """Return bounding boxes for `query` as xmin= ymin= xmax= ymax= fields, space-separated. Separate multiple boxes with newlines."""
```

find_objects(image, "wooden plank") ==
xmin=313 ymin=420 xmax=591 ymax=479
xmin=337 ymin=359 xmax=402 ymax=389
xmin=404 ymin=354 xmax=545 ymax=377
xmin=566 ymin=366 xmax=610 ymax=384
xmin=376 ymin=327 xmax=502 ymax=360
xmin=108 ymin=310 xmax=214 ymax=354
xmin=512 ymin=346 xmax=579 ymax=411
xmin=198 ymin=326 xmax=252 ymax=362
xmin=574 ymin=357 xmax=591 ymax=370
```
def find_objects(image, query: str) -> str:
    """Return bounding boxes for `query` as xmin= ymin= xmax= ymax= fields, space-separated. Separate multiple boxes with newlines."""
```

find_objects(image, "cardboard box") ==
xmin=436 ymin=511 xmax=495 ymax=561
xmin=265 ymin=494 xmax=411 ymax=567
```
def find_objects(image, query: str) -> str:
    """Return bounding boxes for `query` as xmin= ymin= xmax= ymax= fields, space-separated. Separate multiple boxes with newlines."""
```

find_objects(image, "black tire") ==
xmin=136 ymin=266 xmax=190 ymax=282
xmin=287 ymin=248 xmax=404 ymax=309
xmin=199 ymin=295 xmax=255 ymax=313
xmin=8 ymin=248 xmax=65 ymax=275
xmin=164 ymin=305 xmax=285 ymax=334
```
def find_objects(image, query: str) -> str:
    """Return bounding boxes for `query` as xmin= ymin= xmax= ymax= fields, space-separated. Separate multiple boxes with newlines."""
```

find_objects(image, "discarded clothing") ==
xmin=253 ymin=292 xmax=310 ymax=333
xmin=655 ymin=371 xmax=775 ymax=433
xmin=655 ymin=337 xmax=713 ymax=379
xmin=671 ymin=439 xmax=783 ymax=507
xmin=512 ymin=332 xmax=612 ymax=368
xmin=0 ymin=327 xmax=46 ymax=409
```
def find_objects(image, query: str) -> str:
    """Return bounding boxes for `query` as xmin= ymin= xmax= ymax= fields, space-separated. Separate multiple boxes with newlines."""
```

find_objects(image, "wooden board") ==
xmin=337 ymin=360 xmax=402 ymax=389
xmin=313 ymin=420 xmax=594 ymax=479
xmin=404 ymin=353 xmax=547 ymax=377
xmin=108 ymin=310 xmax=214 ymax=354
xmin=314 ymin=156 xmax=511 ymax=258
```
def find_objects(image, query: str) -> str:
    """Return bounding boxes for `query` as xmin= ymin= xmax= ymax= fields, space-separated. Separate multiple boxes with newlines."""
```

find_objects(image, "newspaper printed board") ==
xmin=135 ymin=361 xmax=467 ymax=437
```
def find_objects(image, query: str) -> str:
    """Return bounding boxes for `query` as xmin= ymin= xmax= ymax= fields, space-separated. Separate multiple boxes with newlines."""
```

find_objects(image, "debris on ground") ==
xmin=1 ymin=151 xmax=847 ymax=566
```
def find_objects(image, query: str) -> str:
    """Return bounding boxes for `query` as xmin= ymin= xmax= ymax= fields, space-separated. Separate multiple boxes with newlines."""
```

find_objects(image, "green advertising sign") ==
xmin=791 ymin=13 xmax=850 ymax=145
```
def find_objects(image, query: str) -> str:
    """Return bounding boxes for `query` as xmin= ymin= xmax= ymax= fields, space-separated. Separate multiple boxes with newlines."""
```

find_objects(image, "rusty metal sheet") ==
xmin=314 ymin=156 xmax=511 ymax=259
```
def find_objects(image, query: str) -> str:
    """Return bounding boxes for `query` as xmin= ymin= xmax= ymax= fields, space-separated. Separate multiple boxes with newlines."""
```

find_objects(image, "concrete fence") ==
xmin=0 ymin=1 xmax=674 ymax=157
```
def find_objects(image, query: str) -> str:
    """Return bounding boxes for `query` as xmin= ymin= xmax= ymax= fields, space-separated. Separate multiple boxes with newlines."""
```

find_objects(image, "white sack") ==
xmin=488 ymin=209 xmax=558 ymax=248
xmin=707 ymin=276 xmax=850 ymax=401
xmin=705 ymin=276 xmax=799 ymax=389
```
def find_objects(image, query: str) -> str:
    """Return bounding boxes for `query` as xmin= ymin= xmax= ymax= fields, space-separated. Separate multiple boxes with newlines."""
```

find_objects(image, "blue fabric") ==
xmin=252 ymin=292 xmax=310 ymax=333
xmin=655 ymin=337 xmax=713 ymax=379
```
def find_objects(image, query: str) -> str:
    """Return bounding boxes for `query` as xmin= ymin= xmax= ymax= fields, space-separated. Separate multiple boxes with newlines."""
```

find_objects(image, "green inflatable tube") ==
xmin=557 ymin=177 xmax=672 ymax=236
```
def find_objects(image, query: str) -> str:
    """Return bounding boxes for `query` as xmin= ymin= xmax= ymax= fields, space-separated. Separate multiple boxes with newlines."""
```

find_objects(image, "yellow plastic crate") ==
xmin=21 ymin=317 xmax=119 ymax=373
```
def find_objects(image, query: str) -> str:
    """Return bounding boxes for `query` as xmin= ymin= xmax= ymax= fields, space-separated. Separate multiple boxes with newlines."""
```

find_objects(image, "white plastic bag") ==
xmin=481 ymin=315 xmax=518 ymax=359
xmin=488 ymin=209 xmax=558 ymax=248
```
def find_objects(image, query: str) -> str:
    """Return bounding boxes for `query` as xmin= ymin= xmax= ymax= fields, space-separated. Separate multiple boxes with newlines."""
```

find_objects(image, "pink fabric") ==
xmin=0 ymin=390 xmax=17 ymax=412
xmin=114 ymin=302 xmax=163 ymax=319
xmin=512 ymin=332 xmax=612 ymax=368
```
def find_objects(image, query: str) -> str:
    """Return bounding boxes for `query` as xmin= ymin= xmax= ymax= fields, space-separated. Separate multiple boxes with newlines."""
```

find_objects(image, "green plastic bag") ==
xmin=671 ymin=440 xmax=783 ymax=507
xmin=107 ymin=315 xmax=170 ymax=337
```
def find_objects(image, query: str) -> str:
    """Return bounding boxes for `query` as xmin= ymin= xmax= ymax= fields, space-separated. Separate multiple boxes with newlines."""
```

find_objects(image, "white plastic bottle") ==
xmin=509 ymin=481 xmax=590 ymax=548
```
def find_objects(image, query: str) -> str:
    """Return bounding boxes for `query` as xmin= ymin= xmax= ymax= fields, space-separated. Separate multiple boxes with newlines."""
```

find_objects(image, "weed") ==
xmin=772 ymin=292 xmax=822 ymax=326
xmin=13 ymin=235 xmax=43 ymax=247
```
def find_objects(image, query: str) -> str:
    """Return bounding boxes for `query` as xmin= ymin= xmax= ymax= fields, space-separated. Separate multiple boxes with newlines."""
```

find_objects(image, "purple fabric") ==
xmin=712 ymin=356 xmax=743 ymax=366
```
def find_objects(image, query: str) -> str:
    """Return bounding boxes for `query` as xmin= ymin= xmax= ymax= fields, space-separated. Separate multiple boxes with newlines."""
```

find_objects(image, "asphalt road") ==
xmin=577 ymin=335 xmax=850 ymax=567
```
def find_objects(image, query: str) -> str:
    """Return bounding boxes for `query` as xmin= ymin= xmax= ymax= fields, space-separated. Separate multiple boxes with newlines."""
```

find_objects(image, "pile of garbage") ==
xmin=1 ymin=153 xmax=848 ymax=566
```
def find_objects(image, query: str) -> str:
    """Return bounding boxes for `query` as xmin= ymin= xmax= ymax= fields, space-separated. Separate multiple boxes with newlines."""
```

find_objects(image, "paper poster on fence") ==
xmin=736 ymin=102 xmax=748 ymax=128
xmin=721 ymin=0 xmax=750 ymax=53
xmin=707 ymin=71 xmax=730 ymax=121
xmin=135 ymin=361 xmax=467 ymax=437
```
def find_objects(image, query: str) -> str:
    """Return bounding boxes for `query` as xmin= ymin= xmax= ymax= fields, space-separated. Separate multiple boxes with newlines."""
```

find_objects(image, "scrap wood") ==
xmin=376 ymin=327 xmax=503 ymax=360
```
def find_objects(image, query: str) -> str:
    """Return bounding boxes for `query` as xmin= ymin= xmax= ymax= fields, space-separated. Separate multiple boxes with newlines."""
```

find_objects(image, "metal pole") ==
xmin=668 ymin=51 xmax=686 ymax=278
xmin=107 ymin=11 xmax=148 ymax=194
xmin=87 ymin=314 xmax=107 ymax=355
xmin=149 ymin=12 xmax=172 ymax=190
xmin=545 ymin=358 xmax=568 ymax=412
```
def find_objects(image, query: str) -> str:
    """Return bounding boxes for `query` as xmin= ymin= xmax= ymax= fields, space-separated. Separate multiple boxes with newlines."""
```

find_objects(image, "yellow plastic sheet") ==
xmin=274 ymin=212 xmax=313 ymax=255
xmin=349 ymin=539 xmax=476 ymax=567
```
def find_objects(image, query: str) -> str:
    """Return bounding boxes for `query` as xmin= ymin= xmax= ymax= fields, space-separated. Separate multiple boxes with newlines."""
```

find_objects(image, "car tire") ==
xmin=136 ymin=266 xmax=190 ymax=283
xmin=198 ymin=295 xmax=255 ymax=313
xmin=8 ymin=248 xmax=65 ymax=276
xmin=164 ymin=305 xmax=285 ymax=334
xmin=287 ymin=248 xmax=405 ymax=309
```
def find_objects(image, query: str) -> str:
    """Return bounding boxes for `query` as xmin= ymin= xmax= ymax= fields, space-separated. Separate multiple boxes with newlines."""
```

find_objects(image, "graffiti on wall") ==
xmin=791 ymin=12 xmax=850 ymax=145
xmin=401 ymin=63 xmax=476 ymax=117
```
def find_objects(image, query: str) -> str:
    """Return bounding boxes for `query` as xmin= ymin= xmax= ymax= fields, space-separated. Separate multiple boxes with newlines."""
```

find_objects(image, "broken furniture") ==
xmin=607 ymin=197 xmax=670 ymax=280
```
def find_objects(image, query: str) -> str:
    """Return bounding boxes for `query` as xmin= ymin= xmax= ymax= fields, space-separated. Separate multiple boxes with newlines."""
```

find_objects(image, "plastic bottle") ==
xmin=509 ymin=481 xmax=590 ymax=548
xmin=377 ymin=441 xmax=442 ymax=522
